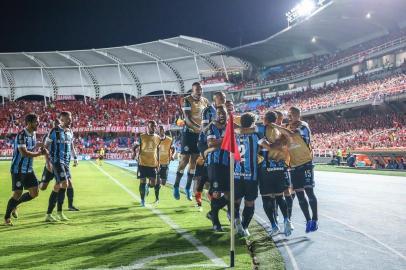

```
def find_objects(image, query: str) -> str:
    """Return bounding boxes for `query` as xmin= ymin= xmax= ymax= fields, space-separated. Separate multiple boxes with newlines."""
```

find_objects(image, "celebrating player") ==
xmin=194 ymin=91 xmax=227 ymax=207
xmin=173 ymin=82 xmax=209 ymax=200
xmin=206 ymin=106 xmax=229 ymax=232
xmin=258 ymin=111 xmax=293 ymax=237
xmin=233 ymin=113 xmax=261 ymax=237
xmin=4 ymin=113 xmax=47 ymax=226
xmin=287 ymin=107 xmax=318 ymax=232
xmin=274 ymin=107 xmax=318 ymax=233
xmin=44 ymin=111 xmax=78 ymax=222
xmin=133 ymin=120 xmax=161 ymax=207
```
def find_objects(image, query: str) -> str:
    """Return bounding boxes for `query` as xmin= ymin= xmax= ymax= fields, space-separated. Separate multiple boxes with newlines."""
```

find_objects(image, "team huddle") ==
xmin=4 ymin=82 xmax=318 ymax=239
xmin=4 ymin=112 xmax=79 ymax=226
xmin=134 ymin=82 xmax=318 ymax=238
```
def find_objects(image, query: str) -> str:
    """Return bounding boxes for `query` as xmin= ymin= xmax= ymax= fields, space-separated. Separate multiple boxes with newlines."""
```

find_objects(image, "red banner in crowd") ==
xmin=0 ymin=125 xmax=172 ymax=135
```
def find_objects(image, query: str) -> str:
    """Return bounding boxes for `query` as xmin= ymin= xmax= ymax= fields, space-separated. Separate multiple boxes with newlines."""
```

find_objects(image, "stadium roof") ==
xmin=223 ymin=0 xmax=406 ymax=66
xmin=0 ymin=35 xmax=247 ymax=100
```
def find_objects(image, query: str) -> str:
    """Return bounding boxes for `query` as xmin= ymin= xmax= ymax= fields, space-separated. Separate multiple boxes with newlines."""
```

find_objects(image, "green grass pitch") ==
xmin=0 ymin=160 xmax=262 ymax=270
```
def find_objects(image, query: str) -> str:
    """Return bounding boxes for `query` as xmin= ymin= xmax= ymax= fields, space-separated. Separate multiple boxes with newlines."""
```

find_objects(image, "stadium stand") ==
xmin=0 ymin=96 xmax=182 ymax=130
xmin=235 ymin=67 xmax=406 ymax=114
xmin=310 ymin=112 xmax=406 ymax=151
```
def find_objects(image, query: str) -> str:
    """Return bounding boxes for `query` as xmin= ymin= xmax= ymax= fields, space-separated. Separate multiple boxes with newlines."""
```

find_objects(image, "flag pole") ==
xmin=230 ymin=151 xmax=235 ymax=267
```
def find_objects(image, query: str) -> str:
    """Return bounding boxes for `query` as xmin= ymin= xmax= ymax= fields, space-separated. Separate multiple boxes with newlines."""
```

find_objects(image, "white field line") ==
xmin=254 ymin=214 xmax=300 ymax=270
xmin=91 ymin=162 xmax=227 ymax=268
xmin=125 ymin=251 xmax=198 ymax=270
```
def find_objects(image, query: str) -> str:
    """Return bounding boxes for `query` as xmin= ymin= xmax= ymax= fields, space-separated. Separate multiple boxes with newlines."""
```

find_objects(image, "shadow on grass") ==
xmin=0 ymin=206 xmax=157 ymax=233
xmin=0 ymin=229 xmax=208 ymax=270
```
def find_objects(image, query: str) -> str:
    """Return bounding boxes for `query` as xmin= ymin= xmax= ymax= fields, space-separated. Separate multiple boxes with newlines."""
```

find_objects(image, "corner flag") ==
xmin=221 ymin=113 xmax=241 ymax=161
xmin=221 ymin=112 xmax=240 ymax=267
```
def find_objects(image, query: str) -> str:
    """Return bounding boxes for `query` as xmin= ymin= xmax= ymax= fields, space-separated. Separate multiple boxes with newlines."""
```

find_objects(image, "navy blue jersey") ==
xmin=11 ymin=129 xmax=37 ymax=174
xmin=235 ymin=131 xmax=260 ymax=181
xmin=201 ymin=105 xmax=216 ymax=128
xmin=206 ymin=124 xmax=229 ymax=166
xmin=46 ymin=127 xmax=74 ymax=165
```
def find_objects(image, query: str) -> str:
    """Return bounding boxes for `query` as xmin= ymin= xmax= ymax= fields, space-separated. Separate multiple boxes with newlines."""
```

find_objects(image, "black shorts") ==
xmin=181 ymin=129 xmax=199 ymax=154
xmin=235 ymin=180 xmax=258 ymax=201
xmin=138 ymin=165 xmax=157 ymax=179
xmin=195 ymin=163 xmax=208 ymax=178
xmin=12 ymin=173 xmax=38 ymax=191
xmin=208 ymin=164 xmax=230 ymax=192
xmin=98 ymin=155 xmax=104 ymax=160
xmin=52 ymin=162 xmax=71 ymax=183
xmin=290 ymin=162 xmax=315 ymax=190
xmin=159 ymin=165 xmax=169 ymax=180
xmin=41 ymin=167 xmax=54 ymax=183
xmin=259 ymin=167 xmax=290 ymax=195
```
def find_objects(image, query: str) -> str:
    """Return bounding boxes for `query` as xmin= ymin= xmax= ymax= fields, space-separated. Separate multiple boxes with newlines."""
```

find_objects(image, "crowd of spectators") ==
xmin=310 ymin=112 xmax=406 ymax=151
xmin=236 ymin=69 xmax=406 ymax=114
xmin=1 ymin=67 xmax=406 ymax=159
xmin=0 ymin=95 xmax=182 ymax=131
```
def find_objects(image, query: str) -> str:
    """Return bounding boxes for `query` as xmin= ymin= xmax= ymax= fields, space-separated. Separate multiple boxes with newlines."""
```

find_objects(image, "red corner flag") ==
xmin=221 ymin=113 xmax=241 ymax=161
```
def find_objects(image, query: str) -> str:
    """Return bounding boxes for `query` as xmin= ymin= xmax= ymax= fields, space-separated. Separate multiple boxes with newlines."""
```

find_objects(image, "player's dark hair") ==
xmin=25 ymin=113 xmax=38 ymax=124
xmin=59 ymin=111 xmax=71 ymax=118
xmin=192 ymin=82 xmax=201 ymax=88
xmin=264 ymin=111 xmax=277 ymax=124
xmin=240 ymin=113 xmax=255 ymax=128
xmin=148 ymin=120 xmax=157 ymax=126
xmin=289 ymin=106 xmax=301 ymax=116
xmin=274 ymin=110 xmax=283 ymax=118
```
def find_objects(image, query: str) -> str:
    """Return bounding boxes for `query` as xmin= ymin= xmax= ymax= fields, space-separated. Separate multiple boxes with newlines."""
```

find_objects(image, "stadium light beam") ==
xmin=366 ymin=12 xmax=371 ymax=19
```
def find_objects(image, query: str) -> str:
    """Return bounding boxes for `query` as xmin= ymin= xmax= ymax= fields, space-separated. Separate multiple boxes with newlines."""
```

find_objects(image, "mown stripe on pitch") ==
xmin=90 ymin=162 xmax=227 ymax=268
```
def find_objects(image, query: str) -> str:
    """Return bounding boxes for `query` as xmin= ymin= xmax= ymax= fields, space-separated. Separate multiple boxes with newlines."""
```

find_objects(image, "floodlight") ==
xmin=296 ymin=0 xmax=316 ymax=17
xmin=366 ymin=12 xmax=371 ymax=19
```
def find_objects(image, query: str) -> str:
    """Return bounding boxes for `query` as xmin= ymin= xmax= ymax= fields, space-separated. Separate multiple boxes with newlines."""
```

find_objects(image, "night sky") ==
xmin=0 ymin=0 xmax=297 ymax=52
